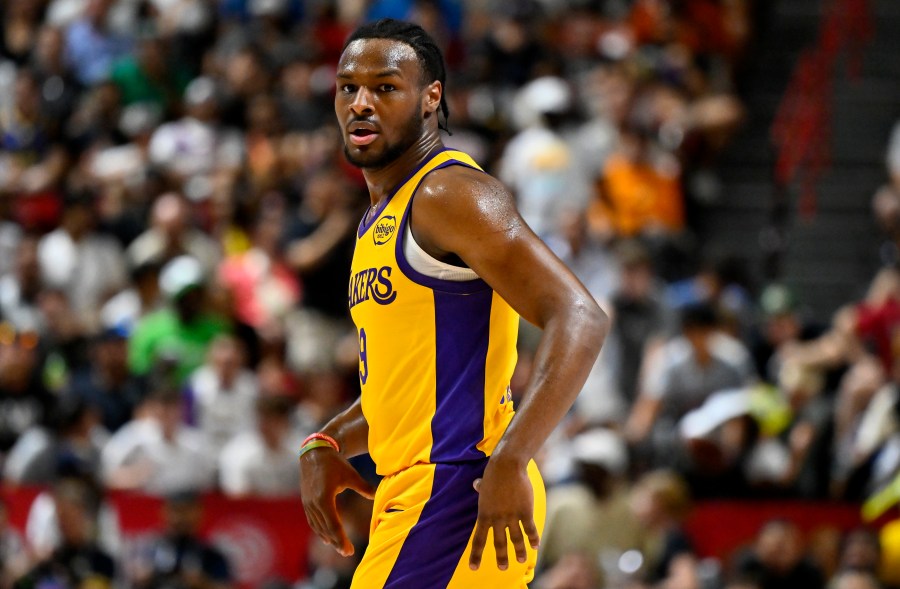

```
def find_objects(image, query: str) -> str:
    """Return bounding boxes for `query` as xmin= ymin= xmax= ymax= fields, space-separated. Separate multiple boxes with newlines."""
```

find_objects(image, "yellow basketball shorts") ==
xmin=350 ymin=458 xmax=546 ymax=588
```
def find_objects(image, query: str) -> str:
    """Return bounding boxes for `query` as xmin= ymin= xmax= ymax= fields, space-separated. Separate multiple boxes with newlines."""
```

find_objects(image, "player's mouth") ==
xmin=348 ymin=122 xmax=380 ymax=146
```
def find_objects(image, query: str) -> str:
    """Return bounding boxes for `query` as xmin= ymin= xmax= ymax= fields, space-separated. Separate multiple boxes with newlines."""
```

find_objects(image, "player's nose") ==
xmin=349 ymin=87 xmax=375 ymax=115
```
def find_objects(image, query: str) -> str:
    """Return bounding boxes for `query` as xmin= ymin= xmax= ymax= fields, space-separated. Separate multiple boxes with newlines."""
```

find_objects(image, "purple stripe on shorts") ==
xmin=383 ymin=460 xmax=486 ymax=588
xmin=430 ymin=288 xmax=492 ymax=463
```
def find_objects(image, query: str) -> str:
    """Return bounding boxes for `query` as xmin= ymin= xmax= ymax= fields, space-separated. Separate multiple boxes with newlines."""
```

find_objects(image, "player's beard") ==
xmin=343 ymin=108 xmax=423 ymax=170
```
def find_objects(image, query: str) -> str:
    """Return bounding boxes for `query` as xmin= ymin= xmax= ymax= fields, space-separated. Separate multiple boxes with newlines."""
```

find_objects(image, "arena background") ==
xmin=0 ymin=0 xmax=899 ymax=588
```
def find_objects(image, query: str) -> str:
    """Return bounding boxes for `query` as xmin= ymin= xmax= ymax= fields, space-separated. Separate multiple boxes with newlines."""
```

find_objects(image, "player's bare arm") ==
xmin=411 ymin=166 xmax=609 ymax=570
xmin=299 ymin=398 xmax=373 ymax=557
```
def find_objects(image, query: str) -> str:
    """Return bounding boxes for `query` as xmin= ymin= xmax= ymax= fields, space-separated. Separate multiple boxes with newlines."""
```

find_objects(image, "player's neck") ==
xmin=363 ymin=134 xmax=444 ymax=206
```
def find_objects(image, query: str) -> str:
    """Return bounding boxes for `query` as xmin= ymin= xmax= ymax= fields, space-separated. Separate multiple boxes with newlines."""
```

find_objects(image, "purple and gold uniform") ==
xmin=348 ymin=149 xmax=546 ymax=588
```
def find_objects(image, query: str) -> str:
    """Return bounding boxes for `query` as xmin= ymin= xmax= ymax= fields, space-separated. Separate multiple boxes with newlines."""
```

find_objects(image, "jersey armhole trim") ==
xmin=394 ymin=160 xmax=492 ymax=295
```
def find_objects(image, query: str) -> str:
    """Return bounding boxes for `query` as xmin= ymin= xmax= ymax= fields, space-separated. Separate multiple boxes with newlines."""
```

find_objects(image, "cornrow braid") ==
xmin=344 ymin=18 xmax=452 ymax=134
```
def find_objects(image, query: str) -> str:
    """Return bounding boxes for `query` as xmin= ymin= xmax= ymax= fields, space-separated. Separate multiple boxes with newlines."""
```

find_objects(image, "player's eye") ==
xmin=340 ymin=84 xmax=357 ymax=93
xmin=378 ymin=84 xmax=396 ymax=92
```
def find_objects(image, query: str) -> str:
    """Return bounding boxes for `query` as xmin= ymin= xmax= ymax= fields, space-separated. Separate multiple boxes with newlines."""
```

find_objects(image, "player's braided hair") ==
xmin=344 ymin=19 xmax=451 ymax=134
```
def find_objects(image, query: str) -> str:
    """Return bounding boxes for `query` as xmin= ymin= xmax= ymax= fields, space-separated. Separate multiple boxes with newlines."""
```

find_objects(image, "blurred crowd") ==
xmin=0 ymin=0 xmax=898 ymax=588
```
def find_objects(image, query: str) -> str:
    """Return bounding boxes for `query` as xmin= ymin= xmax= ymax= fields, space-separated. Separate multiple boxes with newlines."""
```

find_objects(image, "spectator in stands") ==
xmin=467 ymin=5 xmax=547 ymax=88
xmin=0 ymin=0 xmax=44 ymax=66
xmin=66 ymin=327 xmax=143 ymax=433
xmin=128 ymin=255 xmax=230 ymax=382
xmin=298 ymin=528 xmax=363 ymax=589
xmin=607 ymin=240 xmax=673 ymax=407
xmin=15 ymin=479 xmax=115 ymax=589
xmin=219 ymin=395 xmax=302 ymax=497
xmin=677 ymin=386 xmax=760 ymax=498
xmin=62 ymin=0 xmax=133 ymax=85
xmin=100 ymin=259 xmax=163 ymax=335
xmin=499 ymin=76 xmax=591 ymax=239
xmin=666 ymin=253 xmax=755 ymax=334
xmin=147 ymin=77 xmax=244 ymax=200
xmin=133 ymin=491 xmax=233 ymax=589
xmin=101 ymin=384 xmax=215 ymax=495
xmin=629 ymin=469 xmax=700 ymax=589
xmin=733 ymin=519 xmax=825 ymax=589
xmin=536 ymin=553 xmax=598 ymax=589
xmin=37 ymin=190 xmax=127 ymax=327
xmin=838 ymin=528 xmax=883 ymax=579
xmin=626 ymin=302 xmax=756 ymax=468
xmin=128 ymin=193 xmax=221 ymax=275
xmin=545 ymin=209 xmax=621 ymax=304
xmin=830 ymin=357 xmax=889 ymax=500
xmin=283 ymin=167 xmax=359 ymax=374
xmin=537 ymin=428 xmax=644 ymax=588
xmin=277 ymin=57 xmax=331 ymax=133
xmin=185 ymin=334 xmax=258 ymax=451
xmin=767 ymin=364 xmax=832 ymax=498
xmin=782 ymin=267 xmax=900 ymax=376
xmin=30 ymin=26 xmax=81 ymax=138
xmin=829 ymin=570 xmax=884 ymax=589
xmin=0 ymin=323 xmax=53 ymax=458
xmin=751 ymin=284 xmax=824 ymax=383
xmin=218 ymin=205 xmax=301 ymax=335
xmin=110 ymin=34 xmax=191 ymax=114
xmin=243 ymin=94 xmax=285 ymax=195
xmin=4 ymin=395 xmax=104 ymax=486
xmin=86 ymin=102 xmax=161 ymax=244
xmin=0 ymin=498 xmax=29 ymax=589
xmin=0 ymin=68 xmax=69 ymax=229
xmin=0 ymin=234 xmax=46 ymax=334
xmin=588 ymin=120 xmax=684 ymax=243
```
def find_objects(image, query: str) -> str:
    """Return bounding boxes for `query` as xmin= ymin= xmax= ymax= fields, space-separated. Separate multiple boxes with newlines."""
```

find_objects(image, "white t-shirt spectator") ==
xmin=38 ymin=229 xmax=127 ymax=320
xmin=186 ymin=365 xmax=258 ymax=451
xmin=218 ymin=430 xmax=301 ymax=497
xmin=100 ymin=418 xmax=215 ymax=495
xmin=148 ymin=117 xmax=243 ymax=184
xmin=499 ymin=126 xmax=591 ymax=238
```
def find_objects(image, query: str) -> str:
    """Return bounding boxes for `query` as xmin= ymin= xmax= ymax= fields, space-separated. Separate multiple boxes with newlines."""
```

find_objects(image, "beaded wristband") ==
xmin=298 ymin=439 xmax=336 ymax=459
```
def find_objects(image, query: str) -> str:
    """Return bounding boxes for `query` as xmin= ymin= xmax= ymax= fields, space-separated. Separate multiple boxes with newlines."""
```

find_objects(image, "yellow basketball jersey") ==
xmin=349 ymin=148 xmax=518 ymax=476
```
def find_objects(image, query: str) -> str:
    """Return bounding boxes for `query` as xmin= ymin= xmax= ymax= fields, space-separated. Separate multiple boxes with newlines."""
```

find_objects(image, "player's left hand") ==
xmin=469 ymin=456 xmax=539 ymax=571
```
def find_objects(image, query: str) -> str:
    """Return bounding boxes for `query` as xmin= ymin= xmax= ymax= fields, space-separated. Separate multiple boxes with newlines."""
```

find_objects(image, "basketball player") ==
xmin=299 ymin=19 xmax=608 ymax=588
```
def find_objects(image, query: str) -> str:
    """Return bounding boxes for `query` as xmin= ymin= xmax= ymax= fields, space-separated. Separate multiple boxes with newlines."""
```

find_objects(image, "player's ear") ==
xmin=423 ymin=81 xmax=441 ymax=116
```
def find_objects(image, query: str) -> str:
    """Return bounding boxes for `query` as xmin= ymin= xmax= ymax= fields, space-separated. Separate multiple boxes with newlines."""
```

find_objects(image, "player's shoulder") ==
xmin=416 ymin=162 xmax=512 ymax=212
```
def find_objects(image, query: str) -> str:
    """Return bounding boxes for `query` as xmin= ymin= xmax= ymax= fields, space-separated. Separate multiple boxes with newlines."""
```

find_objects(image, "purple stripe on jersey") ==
xmin=393 ymin=160 xmax=491 ymax=295
xmin=430 ymin=288 xmax=492 ymax=462
xmin=383 ymin=460 xmax=486 ymax=588
xmin=357 ymin=147 xmax=454 ymax=239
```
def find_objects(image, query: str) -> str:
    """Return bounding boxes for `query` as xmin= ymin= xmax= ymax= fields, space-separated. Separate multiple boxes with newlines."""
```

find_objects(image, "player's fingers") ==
xmin=468 ymin=521 xmax=489 ymax=570
xmin=319 ymin=501 xmax=353 ymax=556
xmin=311 ymin=511 xmax=338 ymax=551
xmin=493 ymin=524 xmax=510 ymax=570
xmin=508 ymin=522 xmax=528 ymax=564
xmin=522 ymin=517 xmax=541 ymax=550
xmin=304 ymin=506 xmax=326 ymax=540
xmin=346 ymin=469 xmax=376 ymax=500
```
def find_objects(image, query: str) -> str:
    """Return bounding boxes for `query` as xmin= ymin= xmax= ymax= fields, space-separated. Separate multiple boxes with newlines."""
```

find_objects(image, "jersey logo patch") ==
xmin=373 ymin=215 xmax=397 ymax=246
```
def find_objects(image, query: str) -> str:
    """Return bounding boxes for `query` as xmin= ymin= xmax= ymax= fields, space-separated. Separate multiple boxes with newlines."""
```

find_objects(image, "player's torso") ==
xmin=348 ymin=149 xmax=518 ymax=476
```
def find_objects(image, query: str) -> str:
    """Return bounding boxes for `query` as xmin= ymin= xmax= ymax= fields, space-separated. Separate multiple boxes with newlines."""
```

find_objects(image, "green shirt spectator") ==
xmin=111 ymin=36 xmax=191 ymax=112
xmin=128 ymin=256 xmax=229 ymax=382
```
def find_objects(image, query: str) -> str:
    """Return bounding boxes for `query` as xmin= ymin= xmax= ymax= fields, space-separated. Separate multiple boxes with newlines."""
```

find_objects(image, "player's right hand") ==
xmin=299 ymin=447 xmax=375 ymax=556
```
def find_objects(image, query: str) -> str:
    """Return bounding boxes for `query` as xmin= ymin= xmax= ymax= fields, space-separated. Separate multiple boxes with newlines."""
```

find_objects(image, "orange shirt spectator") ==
xmin=589 ymin=133 xmax=684 ymax=238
